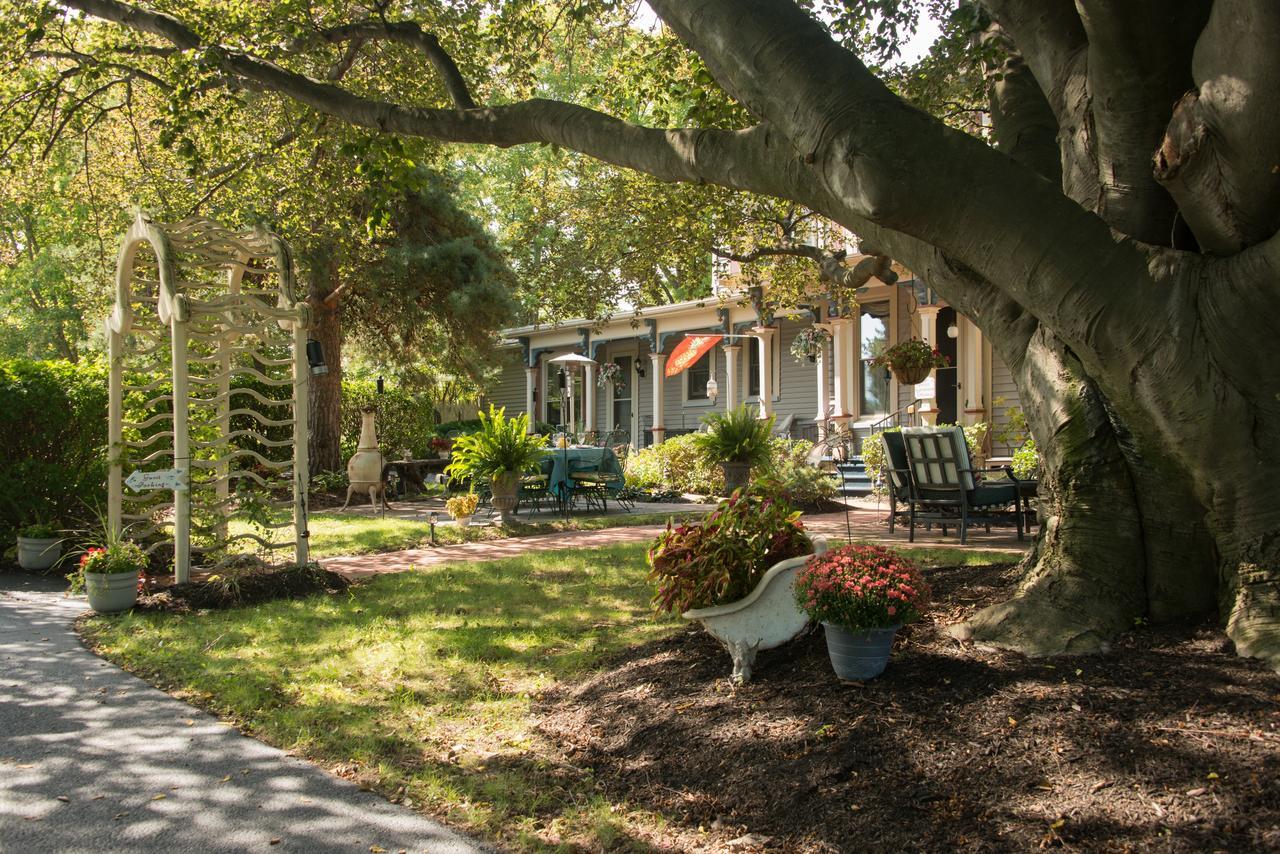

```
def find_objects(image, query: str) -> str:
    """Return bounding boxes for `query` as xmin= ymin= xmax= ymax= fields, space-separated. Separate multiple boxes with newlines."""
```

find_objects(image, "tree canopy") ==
xmin=2 ymin=0 xmax=1279 ymax=670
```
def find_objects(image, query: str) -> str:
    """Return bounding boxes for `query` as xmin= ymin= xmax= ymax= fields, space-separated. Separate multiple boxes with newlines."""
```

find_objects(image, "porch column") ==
xmin=916 ymin=305 xmax=941 ymax=425
xmin=584 ymin=363 xmax=596 ymax=436
xmin=649 ymin=352 xmax=667 ymax=444
xmin=829 ymin=316 xmax=855 ymax=421
xmin=722 ymin=343 xmax=741 ymax=410
xmin=752 ymin=326 xmax=775 ymax=420
xmin=960 ymin=317 xmax=986 ymax=425
xmin=813 ymin=323 xmax=831 ymax=437
xmin=524 ymin=365 xmax=538 ymax=433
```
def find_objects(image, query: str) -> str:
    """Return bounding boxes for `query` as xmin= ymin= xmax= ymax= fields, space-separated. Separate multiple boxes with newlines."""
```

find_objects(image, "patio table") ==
xmin=545 ymin=446 xmax=624 ymax=501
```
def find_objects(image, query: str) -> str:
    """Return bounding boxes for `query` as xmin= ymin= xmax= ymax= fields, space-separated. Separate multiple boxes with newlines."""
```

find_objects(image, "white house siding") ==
xmin=486 ymin=349 xmax=526 ymax=416
xmin=775 ymin=316 xmax=820 ymax=435
xmin=988 ymin=349 xmax=1022 ymax=454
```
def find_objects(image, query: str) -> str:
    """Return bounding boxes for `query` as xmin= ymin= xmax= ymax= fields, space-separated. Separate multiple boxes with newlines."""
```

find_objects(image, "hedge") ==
xmin=0 ymin=359 xmax=109 ymax=543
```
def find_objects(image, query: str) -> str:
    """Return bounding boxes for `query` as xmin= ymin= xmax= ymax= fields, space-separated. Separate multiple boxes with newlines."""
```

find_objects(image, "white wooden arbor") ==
xmin=106 ymin=213 xmax=310 ymax=583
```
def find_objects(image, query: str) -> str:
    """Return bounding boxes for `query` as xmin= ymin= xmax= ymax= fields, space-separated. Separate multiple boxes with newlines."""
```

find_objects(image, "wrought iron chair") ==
xmin=880 ymin=430 xmax=915 ymax=533
xmin=901 ymin=426 xmax=1024 ymax=544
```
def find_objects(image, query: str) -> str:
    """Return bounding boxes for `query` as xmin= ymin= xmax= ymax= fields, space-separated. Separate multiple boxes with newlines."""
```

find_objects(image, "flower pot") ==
xmin=452 ymin=515 xmax=472 ymax=527
xmin=16 ymin=536 xmax=62 ymax=571
xmin=85 ymin=570 xmax=139 ymax=614
xmin=892 ymin=364 xmax=932 ymax=385
xmin=822 ymin=623 xmax=900 ymax=681
xmin=682 ymin=538 xmax=828 ymax=682
xmin=490 ymin=471 xmax=520 ymax=523
xmin=720 ymin=462 xmax=751 ymax=495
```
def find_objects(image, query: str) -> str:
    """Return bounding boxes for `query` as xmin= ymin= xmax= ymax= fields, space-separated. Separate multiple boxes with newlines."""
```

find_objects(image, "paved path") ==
xmin=0 ymin=582 xmax=487 ymax=854
xmin=323 ymin=506 xmax=1028 ymax=578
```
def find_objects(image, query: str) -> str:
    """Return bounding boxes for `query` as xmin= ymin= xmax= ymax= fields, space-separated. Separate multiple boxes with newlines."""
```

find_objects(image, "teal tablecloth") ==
xmin=545 ymin=447 xmax=624 ymax=498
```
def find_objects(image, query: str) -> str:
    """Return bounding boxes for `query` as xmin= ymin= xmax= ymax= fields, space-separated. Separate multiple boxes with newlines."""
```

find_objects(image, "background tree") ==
xmin=3 ymin=0 xmax=1279 ymax=669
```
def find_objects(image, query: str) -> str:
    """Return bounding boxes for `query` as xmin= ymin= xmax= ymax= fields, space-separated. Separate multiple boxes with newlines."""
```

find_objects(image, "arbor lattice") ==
xmin=106 ymin=213 xmax=310 ymax=582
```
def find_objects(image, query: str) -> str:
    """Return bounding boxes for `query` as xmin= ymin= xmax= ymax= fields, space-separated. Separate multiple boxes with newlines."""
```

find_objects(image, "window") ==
xmin=748 ymin=339 xmax=760 ymax=397
xmin=686 ymin=351 xmax=711 ymax=401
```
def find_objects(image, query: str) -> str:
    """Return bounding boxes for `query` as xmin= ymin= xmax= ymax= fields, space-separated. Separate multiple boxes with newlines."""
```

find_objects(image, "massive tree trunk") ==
xmin=49 ymin=0 xmax=1280 ymax=669
xmin=304 ymin=248 xmax=343 ymax=475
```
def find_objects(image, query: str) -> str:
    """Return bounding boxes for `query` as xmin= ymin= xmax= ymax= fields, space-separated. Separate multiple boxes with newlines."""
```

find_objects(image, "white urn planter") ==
xmin=85 ymin=570 xmax=139 ymax=613
xmin=16 ymin=536 xmax=63 ymax=571
xmin=682 ymin=537 xmax=828 ymax=682
xmin=452 ymin=515 xmax=472 ymax=528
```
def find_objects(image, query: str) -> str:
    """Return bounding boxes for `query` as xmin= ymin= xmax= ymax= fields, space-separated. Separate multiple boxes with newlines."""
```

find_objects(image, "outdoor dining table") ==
xmin=544 ymin=446 xmax=625 ymax=504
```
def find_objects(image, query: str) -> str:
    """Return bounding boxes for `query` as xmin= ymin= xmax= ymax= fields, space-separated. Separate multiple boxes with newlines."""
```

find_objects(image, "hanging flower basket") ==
xmin=893 ymin=363 xmax=933 ymax=385
xmin=871 ymin=338 xmax=949 ymax=385
xmin=596 ymin=362 xmax=623 ymax=386
xmin=790 ymin=326 xmax=832 ymax=364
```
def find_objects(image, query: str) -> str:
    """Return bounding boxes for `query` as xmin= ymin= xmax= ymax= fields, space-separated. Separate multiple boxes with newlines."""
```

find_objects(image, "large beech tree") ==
xmin=6 ymin=0 xmax=1279 ymax=668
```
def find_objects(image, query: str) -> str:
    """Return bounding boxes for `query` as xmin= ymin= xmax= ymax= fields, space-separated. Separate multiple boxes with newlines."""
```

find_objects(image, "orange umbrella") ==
xmin=665 ymin=334 xmax=723 ymax=377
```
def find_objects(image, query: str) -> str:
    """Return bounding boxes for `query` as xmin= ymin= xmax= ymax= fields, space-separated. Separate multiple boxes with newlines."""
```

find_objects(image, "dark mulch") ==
xmin=537 ymin=563 xmax=1280 ymax=852
xmin=136 ymin=563 xmax=349 ymax=612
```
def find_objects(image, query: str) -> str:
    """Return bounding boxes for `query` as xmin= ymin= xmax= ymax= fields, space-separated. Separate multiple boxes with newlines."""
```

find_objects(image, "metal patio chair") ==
xmin=901 ymin=426 xmax=1024 ymax=544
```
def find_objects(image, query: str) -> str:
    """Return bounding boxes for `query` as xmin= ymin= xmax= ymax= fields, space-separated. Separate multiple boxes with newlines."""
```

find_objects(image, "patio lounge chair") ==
xmin=880 ymin=430 xmax=914 ymax=534
xmin=901 ymin=426 xmax=1023 ymax=544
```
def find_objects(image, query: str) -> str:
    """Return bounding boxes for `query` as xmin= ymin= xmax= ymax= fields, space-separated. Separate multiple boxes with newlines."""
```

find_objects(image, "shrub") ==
xmin=341 ymin=379 xmax=439 ymax=461
xmin=435 ymin=417 xmax=555 ymax=438
xmin=763 ymin=439 xmax=835 ymax=508
xmin=625 ymin=433 xmax=724 ymax=495
xmin=19 ymin=521 xmax=61 ymax=539
xmin=648 ymin=488 xmax=812 ymax=613
xmin=1011 ymin=438 xmax=1040 ymax=479
xmin=795 ymin=544 xmax=930 ymax=630
xmin=861 ymin=428 xmax=899 ymax=494
xmin=0 ymin=358 xmax=109 ymax=544
xmin=693 ymin=404 xmax=774 ymax=466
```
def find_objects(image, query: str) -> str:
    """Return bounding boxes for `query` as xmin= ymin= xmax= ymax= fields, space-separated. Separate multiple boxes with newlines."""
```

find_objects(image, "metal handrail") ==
xmin=867 ymin=398 xmax=923 ymax=434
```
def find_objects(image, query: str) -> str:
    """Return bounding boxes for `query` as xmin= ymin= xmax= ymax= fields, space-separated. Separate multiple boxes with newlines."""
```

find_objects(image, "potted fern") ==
xmin=693 ymin=404 xmax=775 ymax=494
xmin=445 ymin=406 xmax=547 ymax=523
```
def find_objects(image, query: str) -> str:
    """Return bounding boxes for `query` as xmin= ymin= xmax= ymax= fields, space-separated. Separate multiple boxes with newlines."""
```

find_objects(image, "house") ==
xmin=485 ymin=260 xmax=1023 ymax=454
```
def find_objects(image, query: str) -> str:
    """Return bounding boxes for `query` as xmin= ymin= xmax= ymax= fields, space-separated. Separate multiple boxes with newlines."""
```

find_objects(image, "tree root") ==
xmin=951 ymin=572 xmax=1138 ymax=657
xmin=1226 ymin=565 xmax=1280 ymax=673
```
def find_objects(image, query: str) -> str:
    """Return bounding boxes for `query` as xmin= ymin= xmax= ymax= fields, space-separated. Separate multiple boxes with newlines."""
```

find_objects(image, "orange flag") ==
xmin=665 ymin=334 xmax=723 ymax=377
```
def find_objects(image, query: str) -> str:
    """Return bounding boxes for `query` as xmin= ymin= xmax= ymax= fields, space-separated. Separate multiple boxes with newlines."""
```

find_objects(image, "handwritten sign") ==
xmin=125 ymin=468 xmax=186 ymax=492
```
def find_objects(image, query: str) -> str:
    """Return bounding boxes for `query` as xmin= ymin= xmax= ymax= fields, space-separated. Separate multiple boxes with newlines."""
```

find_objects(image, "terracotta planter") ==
xmin=682 ymin=537 xmax=828 ymax=683
xmin=823 ymin=623 xmax=900 ymax=681
xmin=720 ymin=462 xmax=751 ymax=495
xmin=16 ymin=536 xmax=62 ymax=571
xmin=490 ymin=471 xmax=520 ymax=523
xmin=892 ymin=364 xmax=933 ymax=385
xmin=85 ymin=570 xmax=139 ymax=614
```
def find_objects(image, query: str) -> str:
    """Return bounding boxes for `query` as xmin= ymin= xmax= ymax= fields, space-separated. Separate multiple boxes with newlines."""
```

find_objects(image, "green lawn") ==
xmin=83 ymin=541 xmax=1013 ymax=851
xmin=228 ymin=510 xmax=703 ymax=560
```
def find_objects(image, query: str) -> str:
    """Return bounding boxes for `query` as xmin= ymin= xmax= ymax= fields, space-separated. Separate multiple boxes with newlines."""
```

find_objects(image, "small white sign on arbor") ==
xmin=106 ymin=213 xmax=311 ymax=583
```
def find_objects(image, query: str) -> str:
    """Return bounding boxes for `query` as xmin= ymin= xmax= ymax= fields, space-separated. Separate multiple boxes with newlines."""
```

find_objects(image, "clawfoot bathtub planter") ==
xmin=682 ymin=537 xmax=828 ymax=682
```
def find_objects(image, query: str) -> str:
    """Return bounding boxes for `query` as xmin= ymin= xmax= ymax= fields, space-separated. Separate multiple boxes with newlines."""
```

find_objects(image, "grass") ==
xmin=226 ymin=510 xmax=704 ymax=560
xmin=83 ymin=541 xmax=1014 ymax=851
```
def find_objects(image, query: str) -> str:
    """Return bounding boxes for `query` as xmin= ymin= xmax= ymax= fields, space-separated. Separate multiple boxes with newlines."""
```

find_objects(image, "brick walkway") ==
xmin=321 ymin=506 xmax=1029 ymax=579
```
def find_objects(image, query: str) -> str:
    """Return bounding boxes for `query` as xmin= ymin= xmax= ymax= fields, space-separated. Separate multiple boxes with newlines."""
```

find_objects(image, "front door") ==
xmin=610 ymin=354 xmax=636 ymax=445
xmin=936 ymin=307 xmax=958 ymax=424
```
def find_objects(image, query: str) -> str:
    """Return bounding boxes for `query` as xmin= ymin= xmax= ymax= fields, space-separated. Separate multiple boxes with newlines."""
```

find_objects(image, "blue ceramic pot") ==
xmin=822 ymin=623 xmax=900 ymax=680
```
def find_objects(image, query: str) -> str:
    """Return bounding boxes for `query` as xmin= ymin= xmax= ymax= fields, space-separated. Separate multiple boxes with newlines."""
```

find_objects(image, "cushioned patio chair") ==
xmin=900 ymin=426 xmax=1024 ymax=544
xmin=880 ymin=430 xmax=914 ymax=534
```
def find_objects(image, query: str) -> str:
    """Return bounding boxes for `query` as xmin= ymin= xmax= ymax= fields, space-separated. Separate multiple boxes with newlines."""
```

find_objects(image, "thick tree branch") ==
xmin=1155 ymin=0 xmax=1280 ymax=254
xmin=979 ymin=20 xmax=1061 ymax=188
xmin=1074 ymin=0 xmax=1207 ymax=245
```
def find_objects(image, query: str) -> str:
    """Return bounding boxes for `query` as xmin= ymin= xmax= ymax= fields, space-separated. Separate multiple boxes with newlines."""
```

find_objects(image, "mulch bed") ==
xmin=136 ymin=563 xmax=349 ymax=612
xmin=536 ymin=562 xmax=1280 ymax=852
